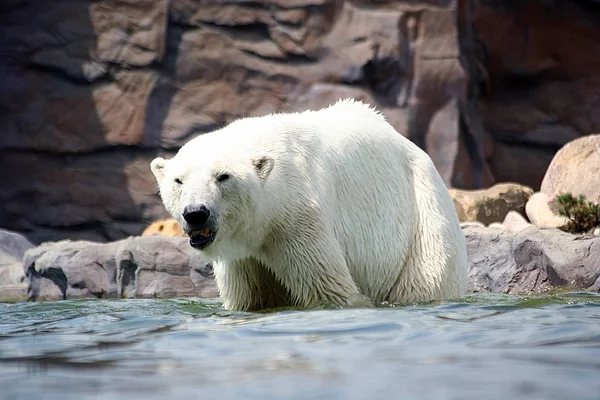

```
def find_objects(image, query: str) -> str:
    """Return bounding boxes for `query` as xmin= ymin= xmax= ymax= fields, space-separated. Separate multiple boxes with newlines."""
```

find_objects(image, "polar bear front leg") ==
xmin=213 ymin=258 xmax=292 ymax=311
xmin=264 ymin=227 xmax=368 ymax=308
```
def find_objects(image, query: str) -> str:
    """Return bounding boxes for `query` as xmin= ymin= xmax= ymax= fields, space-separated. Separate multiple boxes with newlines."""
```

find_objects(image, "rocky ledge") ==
xmin=465 ymin=224 xmax=600 ymax=293
xmin=0 ymin=230 xmax=218 ymax=302
xmin=1 ymin=225 xmax=598 ymax=303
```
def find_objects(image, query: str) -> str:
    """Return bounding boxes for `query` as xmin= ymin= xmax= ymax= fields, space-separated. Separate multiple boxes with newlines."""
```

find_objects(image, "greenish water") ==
xmin=1 ymin=292 xmax=600 ymax=400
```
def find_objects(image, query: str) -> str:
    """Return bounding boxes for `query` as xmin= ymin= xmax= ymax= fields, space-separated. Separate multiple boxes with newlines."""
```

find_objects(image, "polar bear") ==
xmin=150 ymin=99 xmax=467 ymax=311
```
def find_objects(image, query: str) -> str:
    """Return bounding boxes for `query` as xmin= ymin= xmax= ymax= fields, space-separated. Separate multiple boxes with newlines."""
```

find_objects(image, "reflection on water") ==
xmin=1 ymin=292 xmax=600 ymax=400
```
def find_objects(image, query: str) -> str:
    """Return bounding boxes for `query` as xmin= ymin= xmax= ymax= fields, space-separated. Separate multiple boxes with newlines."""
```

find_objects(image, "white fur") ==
xmin=151 ymin=99 xmax=468 ymax=311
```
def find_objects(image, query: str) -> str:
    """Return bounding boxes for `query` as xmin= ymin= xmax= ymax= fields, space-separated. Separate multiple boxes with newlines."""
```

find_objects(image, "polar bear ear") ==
xmin=150 ymin=157 xmax=167 ymax=183
xmin=252 ymin=156 xmax=275 ymax=184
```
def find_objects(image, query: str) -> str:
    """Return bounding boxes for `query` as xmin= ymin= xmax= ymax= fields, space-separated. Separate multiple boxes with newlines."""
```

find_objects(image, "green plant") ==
xmin=555 ymin=193 xmax=600 ymax=234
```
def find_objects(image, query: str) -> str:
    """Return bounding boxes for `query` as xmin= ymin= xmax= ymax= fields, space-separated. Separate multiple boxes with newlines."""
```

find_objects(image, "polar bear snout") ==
xmin=183 ymin=204 xmax=211 ymax=226
xmin=182 ymin=203 xmax=218 ymax=250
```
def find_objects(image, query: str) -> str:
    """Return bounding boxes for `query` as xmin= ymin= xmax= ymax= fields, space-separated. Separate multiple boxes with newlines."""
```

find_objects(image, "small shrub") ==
xmin=555 ymin=193 xmax=600 ymax=234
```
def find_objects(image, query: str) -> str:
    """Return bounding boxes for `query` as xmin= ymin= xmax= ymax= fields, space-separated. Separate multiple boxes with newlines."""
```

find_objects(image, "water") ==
xmin=1 ymin=292 xmax=600 ymax=400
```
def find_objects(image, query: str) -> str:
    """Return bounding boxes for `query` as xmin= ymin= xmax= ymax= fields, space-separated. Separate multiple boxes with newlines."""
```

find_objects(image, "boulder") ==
xmin=116 ymin=236 xmax=218 ymax=299
xmin=0 ymin=229 xmax=35 ymax=301
xmin=23 ymin=240 xmax=122 ymax=301
xmin=22 ymin=236 xmax=217 ymax=301
xmin=450 ymin=183 xmax=534 ymax=226
xmin=525 ymin=192 xmax=569 ymax=229
xmin=541 ymin=134 xmax=600 ymax=205
xmin=464 ymin=225 xmax=600 ymax=294
xmin=142 ymin=218 xmax=186 ymax=237
xmin=502 ymin=210 xmax=532 ymax=232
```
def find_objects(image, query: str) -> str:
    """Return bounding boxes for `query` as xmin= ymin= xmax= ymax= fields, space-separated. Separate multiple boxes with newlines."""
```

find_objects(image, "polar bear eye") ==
xmin=174 ymin=178 xmax=183 ymax=185
xmin=216 ymin=173 xmax=230 ymax=183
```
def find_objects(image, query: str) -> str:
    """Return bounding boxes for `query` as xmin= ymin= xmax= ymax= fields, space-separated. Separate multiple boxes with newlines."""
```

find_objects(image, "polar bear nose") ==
xmin=183 ymin=204 xmax=211 ymax=226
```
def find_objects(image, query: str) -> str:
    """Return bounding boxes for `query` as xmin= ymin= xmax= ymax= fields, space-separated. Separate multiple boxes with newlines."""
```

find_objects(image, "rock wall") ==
xmin=0 ymin=0 xmax=409 ymax=243
xmin=1 ymin=0 xmax=599 ymax=243
xmin=470 ymin=0 xmax=600 ymax=188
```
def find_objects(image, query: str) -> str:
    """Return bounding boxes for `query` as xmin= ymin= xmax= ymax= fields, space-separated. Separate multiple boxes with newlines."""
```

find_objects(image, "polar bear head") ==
xmin=150 ymin=145 xmax=275 ymax=257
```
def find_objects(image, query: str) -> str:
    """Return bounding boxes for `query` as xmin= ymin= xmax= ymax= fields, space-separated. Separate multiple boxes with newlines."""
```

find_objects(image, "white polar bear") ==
xmin=151 ymin=99 xmax=467 ymax=311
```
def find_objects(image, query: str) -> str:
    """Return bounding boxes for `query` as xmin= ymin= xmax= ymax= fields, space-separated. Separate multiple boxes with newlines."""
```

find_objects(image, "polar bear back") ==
xmin=302 ymin=100 xmax=466 ymax=302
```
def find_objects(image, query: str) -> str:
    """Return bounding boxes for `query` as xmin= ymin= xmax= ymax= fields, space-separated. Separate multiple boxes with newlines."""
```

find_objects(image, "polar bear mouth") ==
xmin=188 ymin=228 xmax=217 ymax=250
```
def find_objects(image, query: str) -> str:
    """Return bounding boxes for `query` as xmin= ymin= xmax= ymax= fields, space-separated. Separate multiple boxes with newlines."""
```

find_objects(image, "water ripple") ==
xmin=1 ymin=292 xmax=599 ymax=400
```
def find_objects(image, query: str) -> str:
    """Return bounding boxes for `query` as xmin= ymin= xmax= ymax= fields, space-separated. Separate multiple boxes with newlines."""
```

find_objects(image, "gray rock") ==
xmin=115 ymin=236 xmax=218 ymax=299
xmin=23 ymin=240 xmax=122 ymax=301
xmin=0 ymin=229 xmax=35 ymax=301
xmin=15 ymin=225 xmax=599 ymax=303
xmin=22 ymin=235 xmax=217 ymax=301
xmin=465 ymin=225 xmax=600 ymax=294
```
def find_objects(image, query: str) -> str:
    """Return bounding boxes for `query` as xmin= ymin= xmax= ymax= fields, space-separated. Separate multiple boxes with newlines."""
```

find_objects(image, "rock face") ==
xmin=470 ymin=1 xmax=600 ymax=190
xmin=0 ymin=0 xmax=407 ymax=244
xmin=541 ymin=134 xmax=600 ymax=205
xmin=2 ymin=0 xmax=600 ymax=243
xmin=465 ymin=225 xmax=600 ymax=294
xmin=0 ymin=229 xmax=34 ymax=301
xmin=21 ymin=236 xmax=218 ymax=301
xmin=450 ymin=183 xmax=534 ymax=226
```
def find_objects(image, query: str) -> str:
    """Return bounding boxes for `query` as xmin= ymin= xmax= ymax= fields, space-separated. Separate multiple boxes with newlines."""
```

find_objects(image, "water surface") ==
xmin=1 ymin=292 xmax=600 ymax=400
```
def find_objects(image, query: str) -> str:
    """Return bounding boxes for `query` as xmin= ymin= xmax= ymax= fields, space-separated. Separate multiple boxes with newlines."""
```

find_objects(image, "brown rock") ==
xmin=142 ymin=219 xmax=185 ymax=237
xmin=397 ymin=4 xmax=490 ymax=190
xmin=0 ymin=0 xmax=402 ymax=243
xmin=1 ymin=0 xmax=167 ymax=153
xmin=402 ymin=7 xmax=466 ymax=178
xmin=469 ymin=1 xmax=600 ymax=190
xmin=0 ymin=151 xmax=165 ymax=244
xmin=541 ymin=134 xmax=600 ymax=205
xmin=450 ymin=183 xmax=534 ymax=226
